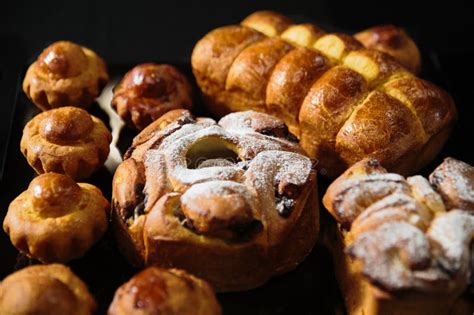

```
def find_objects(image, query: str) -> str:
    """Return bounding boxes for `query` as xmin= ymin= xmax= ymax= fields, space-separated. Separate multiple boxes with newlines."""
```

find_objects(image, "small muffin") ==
xmin=0 ymin=264 xmax=96 ymax=315
xmin=108 ymin=267 xmax=221 ymax=315
xmin=112 ymin=63 xmax=193 ymax=130
xmin=21 ymin=106 xmax=112 ymax=180
xmin=3 ymin=173 xmax=109 ymax=263
xmin=23 ymin=40 xmax=109 ymax=110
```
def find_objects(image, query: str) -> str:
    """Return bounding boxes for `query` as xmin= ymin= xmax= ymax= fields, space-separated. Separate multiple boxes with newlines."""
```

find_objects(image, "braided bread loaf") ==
xmin=112 ymin=109 xmax=318 ymax=291
xmin=192 ymin=11 xmax=457 ymax=177
xmin=323 ymin=157 xmax=474 ymax=315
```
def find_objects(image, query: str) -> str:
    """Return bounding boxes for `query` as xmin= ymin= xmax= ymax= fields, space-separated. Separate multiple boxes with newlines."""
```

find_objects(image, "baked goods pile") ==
xmin=112 ymin=109 xmax=318 ymax=291
xmin=2 ymin=40 xmax=222 ymax=314
xmin=323 ymin=157 xmax=474 ymax=314
xmin=192 ymin=11 xmax=457 ymax=177
xmin=0 ymin=9 xmax=471 ymax=315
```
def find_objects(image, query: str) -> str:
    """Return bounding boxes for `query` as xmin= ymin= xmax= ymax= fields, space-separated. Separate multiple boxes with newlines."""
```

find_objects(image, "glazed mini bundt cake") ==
xmin=112 ymin=109 xmax=318 ymax=291
xmin=108 ymin=267 xmax=221 ymax=315
xmin=23 ymin=40 xmax=108 ymax=110
xmin=323 ymin=157 xmax=474 ymax=315
xmin=0 ymin=264 xmax=96 ymax=315
xmin=21 ymin=106 xmax=111 ymax=180
xmin=3 ymin=173 xmax=109 ymax=263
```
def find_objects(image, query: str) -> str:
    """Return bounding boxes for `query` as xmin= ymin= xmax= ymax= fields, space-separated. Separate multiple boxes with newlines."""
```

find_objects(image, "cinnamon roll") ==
xmin=112 ymin=109 xmax=318 ymax=291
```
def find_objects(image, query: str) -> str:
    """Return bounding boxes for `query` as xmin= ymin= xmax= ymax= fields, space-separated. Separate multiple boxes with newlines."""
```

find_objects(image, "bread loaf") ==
xmin=192 ymin=11 xmax=457 ymax=177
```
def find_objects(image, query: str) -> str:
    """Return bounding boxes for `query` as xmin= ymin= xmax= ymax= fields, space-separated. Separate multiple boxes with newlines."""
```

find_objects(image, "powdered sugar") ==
xmin=428 ymin=210 xmax=474 ymax=274
xmin=349 ymin=221 xmax=431 ymax=291
xmin=137 ymin=111 xmax=312 ymax=214
xmin=327 ymin=158 xmax=474 ymax=292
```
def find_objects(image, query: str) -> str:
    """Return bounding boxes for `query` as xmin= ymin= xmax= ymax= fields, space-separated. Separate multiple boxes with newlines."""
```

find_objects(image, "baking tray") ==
xmin=1 ymin=29 xmax=473 ymax=315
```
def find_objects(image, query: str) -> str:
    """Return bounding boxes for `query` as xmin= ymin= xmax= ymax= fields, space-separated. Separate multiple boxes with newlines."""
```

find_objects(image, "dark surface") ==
xmin=1 ymin=1 xmax=474 ymax=314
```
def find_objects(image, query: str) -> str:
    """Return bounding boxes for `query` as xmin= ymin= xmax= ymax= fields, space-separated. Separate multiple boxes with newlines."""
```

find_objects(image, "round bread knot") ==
xmin=38 ymin=41 xmax=88 ymax=78
xmin=180 ymin=181 xmax=256 ymax=240
xmin=39 ymin=107 xmax=94 ymax=144
xmin=29 ymin=173 xmax=82 ymax=216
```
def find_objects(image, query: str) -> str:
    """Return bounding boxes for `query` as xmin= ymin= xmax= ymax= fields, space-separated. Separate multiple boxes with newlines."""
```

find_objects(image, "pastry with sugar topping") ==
xmin=23 ymin=41 xmax=108 ymax=110
xmin=21 ymin=106 xmax=112 ymax=180
xmin=3 ymin=173 xmax=109 ymax=263
xmin=323 ymin=157 xmax=474 ymax=315
xmin=112 ymin=109 xmax=318 ymax=291
xmin=108 ymin=267 xmax=221 ymax=315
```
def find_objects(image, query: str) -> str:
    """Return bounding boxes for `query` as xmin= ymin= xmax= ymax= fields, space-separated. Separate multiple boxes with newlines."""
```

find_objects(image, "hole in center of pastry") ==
xmin=185 ymin=137 xmax=241 ymax=169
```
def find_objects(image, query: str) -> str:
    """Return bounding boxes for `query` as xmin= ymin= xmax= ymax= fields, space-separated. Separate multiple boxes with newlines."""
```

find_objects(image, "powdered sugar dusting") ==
xmin=428 ymin=210 xmax=474 ymax=274
xmin=136 ymin=110 xmax=312 ymax=219
xmin=327 ymin=158 xmax=474 ymax=292
xmin=181 ymin=180 xmax=257 ymax=214
xmin=349 ymin=221 xmax=431 ymax=291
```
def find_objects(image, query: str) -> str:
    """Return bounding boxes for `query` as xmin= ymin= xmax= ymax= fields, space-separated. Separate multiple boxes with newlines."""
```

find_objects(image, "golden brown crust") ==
xmin=107 ymin=267 xmax=221 ymax=315
xmin=322 ymin=157 xmax=474 ymax=314
xmin=0 ymin=264 xmax=96 ymax=315
xmin=299 ymin=66 xmax=368 ymax=177
xmin=267 ymin=47 xmax=330 ymax=136
xmin=21 ymin=106 xmax=112 ymax=180
xmin=241 ymin=10 xmax=293 ymax=37
xmin=192 ymin=12 xmax=456 ymax=178
xmin=112 ymin=63 xmax=193 ymax=130
xmin=23 ymin=41 xmax=108 ymax=110
xmin=191 ymin=25 xmax=265 ymax=116
xmin=225 ymin=37 xmax=293 ymax=112
xmin=335 ymin=90 xmax=426 ymax=175
xmin=3 ymin=173 xmax=109 ymax=263
xmin=112 ymin=110 xmax=318 ymax=291
xmin=355 ymin=25 xmax=421 ymax=74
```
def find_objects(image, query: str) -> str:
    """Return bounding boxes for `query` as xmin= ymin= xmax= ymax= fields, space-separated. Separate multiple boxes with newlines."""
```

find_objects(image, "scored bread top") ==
xmin=192 ymin=11 xmax=457 ymax=178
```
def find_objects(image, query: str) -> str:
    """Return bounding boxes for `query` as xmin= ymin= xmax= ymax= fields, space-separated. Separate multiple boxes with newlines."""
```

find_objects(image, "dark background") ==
xmin=0 ymin=1 xmax=473 ymax=314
